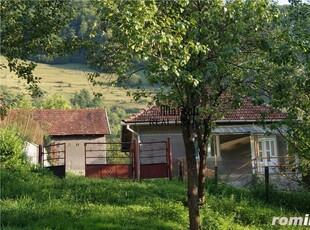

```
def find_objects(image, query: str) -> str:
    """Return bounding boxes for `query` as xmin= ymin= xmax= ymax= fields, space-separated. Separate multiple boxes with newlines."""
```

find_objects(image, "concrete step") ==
xmin=225 ymin=173 xmax=254 ymax=188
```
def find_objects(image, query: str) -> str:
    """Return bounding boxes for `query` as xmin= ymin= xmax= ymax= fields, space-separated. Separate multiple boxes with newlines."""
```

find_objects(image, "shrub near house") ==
xmin=0 ymin=125 xmax=26 ymax=168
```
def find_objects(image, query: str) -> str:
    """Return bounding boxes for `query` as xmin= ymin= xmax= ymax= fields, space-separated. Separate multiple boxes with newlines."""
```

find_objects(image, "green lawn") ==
xmin=1 ymin=167 xmax=309 ymax=230
xmin=0 ymin=56 xmax=148 ymax=110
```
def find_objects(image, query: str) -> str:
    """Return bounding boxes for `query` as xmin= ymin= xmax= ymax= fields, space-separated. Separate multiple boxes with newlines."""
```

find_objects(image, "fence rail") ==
xmin=85 ymin=142 xmax=133 ymax=165
xmin=215 ymin=155 xmax=300 ymax=189
xmin=84 ymin=139 xmax=172 ymax=180
xmin=41 ymin=143 xmax=66 ymax=178
xmin=43 ymin=143 xmax=66 ymax=167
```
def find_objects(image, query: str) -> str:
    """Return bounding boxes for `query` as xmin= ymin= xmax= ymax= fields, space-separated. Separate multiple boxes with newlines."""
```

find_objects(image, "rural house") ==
xmin=121 ymin=99 xmax=298 ymax=184
xmin=32 ymin=108 xmax=110 ymax=175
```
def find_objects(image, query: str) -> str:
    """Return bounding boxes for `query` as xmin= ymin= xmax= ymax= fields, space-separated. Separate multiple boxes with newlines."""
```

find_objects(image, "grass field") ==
xmin=1 ymin=167 xmax=309 ymax=230
xmin=0 ymin=56 xmax=148 ymax=109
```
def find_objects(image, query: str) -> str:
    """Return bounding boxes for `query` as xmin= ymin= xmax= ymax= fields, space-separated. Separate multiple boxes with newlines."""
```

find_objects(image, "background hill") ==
xmin=0 ymin=55 xmax=149 ymax=139
xmin=0 ymin=56 xmax=147 ymax=110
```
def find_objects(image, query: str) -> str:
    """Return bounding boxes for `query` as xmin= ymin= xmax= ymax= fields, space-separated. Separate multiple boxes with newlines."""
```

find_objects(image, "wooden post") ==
xmin=214 ymin=136 xmax=219 ymax=185
xmin=39 ymin=145 xmax=43 ymax=165
xmin=178 ymin=161 xmax=183 ymax=181
xmin=265 ymin=166 xmax=269 ymax=202
xmin=84 ymin=143 xmax=87 ymax=176
xmin=214 ymin=166 xmax=218 ymax=186
xmin=167 ymin=137 xmax=173 ymax=180
xmin=133 ymin=139 xmax=138 ymax=181
xmin=254 ymin=136 xmax=260 ymax=173
xmin=214 ymin=135 xmax=221 ymax=166
xmin=63 ymin=143 xmax=66 ymax=169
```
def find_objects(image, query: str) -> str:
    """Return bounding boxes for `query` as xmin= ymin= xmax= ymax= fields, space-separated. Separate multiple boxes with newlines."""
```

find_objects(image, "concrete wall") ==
xmin=128 ymin=125 xmax=185 ymax=177
xmin=131 ymin=125 xmax=185 ymax=161
xmin=51 ymin=135 xmax=106 ymax=175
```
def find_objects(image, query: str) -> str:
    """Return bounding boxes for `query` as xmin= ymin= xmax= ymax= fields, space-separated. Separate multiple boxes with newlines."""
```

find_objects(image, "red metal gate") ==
xmin=84 ymin=138 xmax=172 ymax=180
xmin=138 ymin=139 xmax=172 ymax=180
xmin=41 ymin=143 xmax=66 ymax=178
xmin=85 ymin=142 xmax=134 ymax=179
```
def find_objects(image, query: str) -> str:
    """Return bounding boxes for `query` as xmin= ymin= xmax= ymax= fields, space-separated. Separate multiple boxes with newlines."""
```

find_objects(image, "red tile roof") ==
xmin=122 ymin=99 xmax=286 ymax=123
xmin=123 ymin=106 xmax=179 ymax=123
xmin=222 ymin=99 xmax=286 ymax=121
xmin=32 ymin=108 xmax=110 ymax=136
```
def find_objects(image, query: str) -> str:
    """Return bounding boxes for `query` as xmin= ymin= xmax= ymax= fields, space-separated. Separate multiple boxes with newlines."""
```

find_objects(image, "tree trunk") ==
xmin=182 ymin=124 xmax=200 ymax=230
xmin=197 ymin=120 xmax=211 ymax=205
xmin=198 ymin=141 xmax=207 ymax=204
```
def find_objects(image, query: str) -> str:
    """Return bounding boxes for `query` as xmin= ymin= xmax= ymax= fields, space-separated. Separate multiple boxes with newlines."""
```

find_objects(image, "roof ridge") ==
xmin=122 ymin=99 xmax=286 ymax=123
xmin=122 ymin=105 xmax=155 ymax=122
xmin=32 ymin=107 xmax=106 ymax=111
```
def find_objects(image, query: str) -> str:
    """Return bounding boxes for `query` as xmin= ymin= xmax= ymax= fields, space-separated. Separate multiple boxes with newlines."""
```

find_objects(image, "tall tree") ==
xmin=91 ymin=0 xmax=278 ymax=228
xmin=70 ymin=89 xmax=104 ymax=108
xmin=0 ymin=0 xmax=74 ymax=96
xmin=35 ymin=93 xmax=72 ymax=109
xmin=255 ymin=0 xmax=310 ymax=185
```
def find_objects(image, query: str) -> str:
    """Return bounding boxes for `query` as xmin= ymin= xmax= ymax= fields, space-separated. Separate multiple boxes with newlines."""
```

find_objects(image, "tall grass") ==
xmin=1 ymin=167 xmax=308 ymax=229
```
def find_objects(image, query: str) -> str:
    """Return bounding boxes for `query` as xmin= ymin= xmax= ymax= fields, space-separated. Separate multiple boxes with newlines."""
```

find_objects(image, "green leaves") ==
xmin=0 ymin=0 xmax=74 ymax=96
xmin=93 ymin=0 xmax=279 ymax=112
xmin=0 ymin=126 xmax=25 ymax=169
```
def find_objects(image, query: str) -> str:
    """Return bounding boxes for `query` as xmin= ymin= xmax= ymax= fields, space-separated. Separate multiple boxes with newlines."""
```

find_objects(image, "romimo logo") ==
xmin=272 ymin=214 xmax=310 ymax=226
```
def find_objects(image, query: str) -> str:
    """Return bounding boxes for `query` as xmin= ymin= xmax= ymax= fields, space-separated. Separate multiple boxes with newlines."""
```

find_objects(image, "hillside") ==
xmin=0 ymin=56 xmax=148 ymax=110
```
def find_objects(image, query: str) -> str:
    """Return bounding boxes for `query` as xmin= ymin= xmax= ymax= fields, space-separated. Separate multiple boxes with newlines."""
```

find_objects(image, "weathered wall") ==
xmin=132 ymin=124 xmax=185 ymax=161
xmin=51 ymin=135 xmax=106 ymax=175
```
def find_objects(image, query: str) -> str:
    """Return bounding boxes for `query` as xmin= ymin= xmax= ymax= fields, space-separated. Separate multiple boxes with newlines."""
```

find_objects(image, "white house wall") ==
xmin=23 ymin=142 xmax=39 ymax=164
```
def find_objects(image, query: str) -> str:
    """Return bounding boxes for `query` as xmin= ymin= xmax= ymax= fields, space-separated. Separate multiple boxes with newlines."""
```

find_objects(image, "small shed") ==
xmin=33 ymin=108 xmax=110 ymax=175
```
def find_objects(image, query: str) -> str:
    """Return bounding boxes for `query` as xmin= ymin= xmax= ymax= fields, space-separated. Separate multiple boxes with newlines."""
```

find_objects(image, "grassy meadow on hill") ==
xmin=0 ymin=56 xmax=148 ymax=110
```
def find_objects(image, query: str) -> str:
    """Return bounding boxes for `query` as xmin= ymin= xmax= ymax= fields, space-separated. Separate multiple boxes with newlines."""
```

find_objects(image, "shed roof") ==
xmin=32 ymin=108 xmax=110 ymax=136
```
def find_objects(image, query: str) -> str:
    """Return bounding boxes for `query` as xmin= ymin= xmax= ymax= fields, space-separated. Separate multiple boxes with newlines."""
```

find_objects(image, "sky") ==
xmin=277 ymin=0 xmax=290 ymax=4
xmin=277 ymin=0 xmax=308 ymax=4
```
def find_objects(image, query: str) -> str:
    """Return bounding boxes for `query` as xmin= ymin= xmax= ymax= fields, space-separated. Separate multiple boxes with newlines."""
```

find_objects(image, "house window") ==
xmin=207 ymin=137 xmax=215 ymax=158
xmin=195 ymin=136 xmax=214 ymax=159
xmin=257 ymin=137 xmax=278 ymax=171
xmin=258 ymin=141 xmax=263 ymax=162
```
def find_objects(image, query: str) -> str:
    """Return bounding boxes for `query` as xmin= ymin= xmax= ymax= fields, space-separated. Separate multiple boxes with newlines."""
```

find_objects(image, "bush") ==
xmin=116 ymin=74 xmax=142 ymax=88
xmin=0 ymin=126 xmax=26 ymax=168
